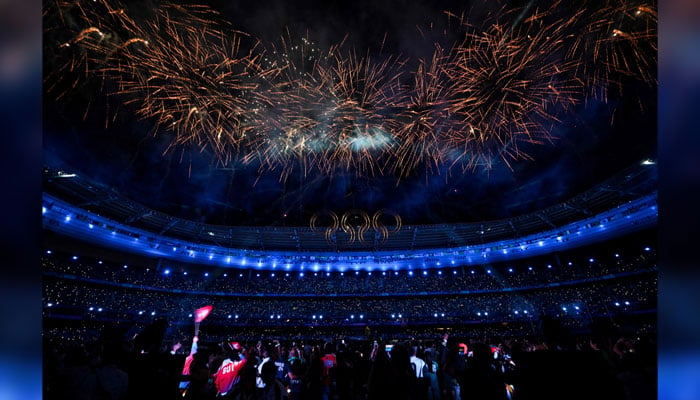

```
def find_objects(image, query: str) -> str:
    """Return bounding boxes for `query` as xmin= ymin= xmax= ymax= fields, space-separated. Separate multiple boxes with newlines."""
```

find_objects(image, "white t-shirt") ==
xmin=410 ymin=355 xmax=427 ymax=378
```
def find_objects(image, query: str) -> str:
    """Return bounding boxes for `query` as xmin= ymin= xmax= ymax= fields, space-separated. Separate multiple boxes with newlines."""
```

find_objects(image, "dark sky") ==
xmin=43 ymin=0 xmax=657 ymax=226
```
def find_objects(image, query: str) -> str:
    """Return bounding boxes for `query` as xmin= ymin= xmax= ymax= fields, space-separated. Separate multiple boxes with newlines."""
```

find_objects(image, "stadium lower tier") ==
xmin=43 ymin=271 xmax=655 ymax=341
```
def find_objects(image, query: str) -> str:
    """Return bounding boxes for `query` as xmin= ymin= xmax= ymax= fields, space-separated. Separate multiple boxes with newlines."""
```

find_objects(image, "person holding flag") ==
xmin=180 ymin=305 xmax=213 ymax=394
xmin=214 ymin=341 xmax=247 ymax=397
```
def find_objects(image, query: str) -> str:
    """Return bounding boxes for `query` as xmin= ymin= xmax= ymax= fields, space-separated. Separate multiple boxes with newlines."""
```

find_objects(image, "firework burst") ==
xmin=441 ymin=6 xmax=582 ymax=171
xmin=560 ymin=0 xmax=657 ymax=102
xmin=391 ymin=45 xmax=453 ymax=178
xmin=44 ymin=0 xmax=656 ymax=181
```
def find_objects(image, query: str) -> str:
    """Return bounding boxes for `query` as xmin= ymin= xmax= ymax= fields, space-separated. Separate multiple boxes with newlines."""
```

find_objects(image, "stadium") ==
xmin=42 ymin=1 xmax=657 ymax=399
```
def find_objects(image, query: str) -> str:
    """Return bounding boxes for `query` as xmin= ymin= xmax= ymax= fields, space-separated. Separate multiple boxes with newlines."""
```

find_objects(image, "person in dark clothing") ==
xmin=389 ymin=342 xmax=417 ymax=400
xmin=225 ymin=361 xmax=258 ymax=400
xmin=287 ymin=357 xmax=305 ymax=400
xmin=367 ymin=344 xmax=392 ymax=400
xmin=460 ymin=343 xmax=508 ymax=400
xmin=304 ymin=346 xmax=324 ymax=400
xmin=258 ymin=361 xmax=289 ymax=400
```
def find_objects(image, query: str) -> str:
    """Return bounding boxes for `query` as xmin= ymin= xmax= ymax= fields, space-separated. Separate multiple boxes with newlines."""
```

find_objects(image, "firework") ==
xmin=45 ymin=0 xmax=656 ymax=181
xmin=102 ymin=3 xmax=267 ymax=165
xmin=440 ymin=5 xmax=581 ymax=171
xmin=245 ymin=33 xmax=404 ymax=179
xmin=560 ymin=0 xmax=657 ymax=101
xmin=391 ymin=45 xmax=453 ymax=178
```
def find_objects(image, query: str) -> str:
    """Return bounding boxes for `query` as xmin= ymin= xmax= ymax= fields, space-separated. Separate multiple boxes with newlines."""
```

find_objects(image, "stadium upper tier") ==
xmin=42 ymin=161 xmax=656 ymax=271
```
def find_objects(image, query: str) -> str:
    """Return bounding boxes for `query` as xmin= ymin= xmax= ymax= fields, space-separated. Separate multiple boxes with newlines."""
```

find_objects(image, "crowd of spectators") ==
xmin=42 ymin=239 xmax=656 ymax=297
xmin=43 ymin=229 xmax=656 ymax=330
xmin=42 ymin=230 xmax=656 ymax=399
xmin=43 ymin=271 xmax=655 ymax=327
xmin=43 ymin=320 xmax=656 ymax=400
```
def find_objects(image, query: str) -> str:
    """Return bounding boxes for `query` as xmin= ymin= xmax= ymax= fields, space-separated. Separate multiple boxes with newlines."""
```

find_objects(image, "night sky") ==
xmin=43 ymin=0 xmax=657 ymax=226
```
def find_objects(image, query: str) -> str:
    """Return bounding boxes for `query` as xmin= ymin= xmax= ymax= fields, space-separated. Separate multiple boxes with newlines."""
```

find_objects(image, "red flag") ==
xmin=459 ymin=343 xmax=468 ymax=355
xmin=194 ymin=305 xmax=213 ymax=322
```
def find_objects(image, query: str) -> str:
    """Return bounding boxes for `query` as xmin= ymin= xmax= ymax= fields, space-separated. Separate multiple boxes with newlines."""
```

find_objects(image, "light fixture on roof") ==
xmin=56 ymin=171 xmax=77 ymax=178
xmin=641 ymin=159 xmax=655 ymax=165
